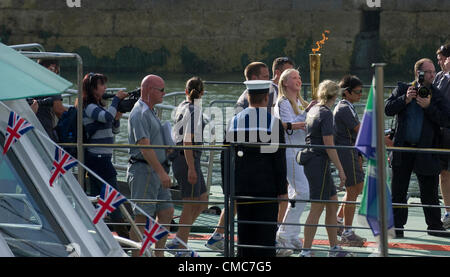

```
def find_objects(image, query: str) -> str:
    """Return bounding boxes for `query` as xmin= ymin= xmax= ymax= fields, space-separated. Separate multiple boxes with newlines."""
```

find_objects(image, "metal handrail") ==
xmin=18 ymin=50 xmax=85 ymax=187
xmin=55 ymin=80 xmax=447 ymax=257
xmin=9 ymin=43 xmax=46 ymax=52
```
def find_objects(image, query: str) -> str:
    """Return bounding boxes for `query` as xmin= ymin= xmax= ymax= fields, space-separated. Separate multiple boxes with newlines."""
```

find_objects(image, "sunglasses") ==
xmin=151 ymin=86 xmax=165 ymax=92
xmin=344 ymin=87 xmax=362 ymax=94
xmin=88 ymin=72 xmax=96 ymax=85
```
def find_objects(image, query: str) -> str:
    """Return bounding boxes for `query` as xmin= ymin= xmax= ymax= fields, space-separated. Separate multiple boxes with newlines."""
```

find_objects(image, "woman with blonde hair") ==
xmin=297 ymin=80 xmax=353 ymax=257
xmin=274 ymin=68 xmax=310 ymax=255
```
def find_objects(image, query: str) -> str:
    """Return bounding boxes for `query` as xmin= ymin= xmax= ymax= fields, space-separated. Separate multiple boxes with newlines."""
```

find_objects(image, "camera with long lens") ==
xmin=416 ymin=71 xmax=431 ymax=98
xmin=26 ymin=96 xmax=54 ymax=107
xmin=102 ymin=88 xmax=141 ymax=113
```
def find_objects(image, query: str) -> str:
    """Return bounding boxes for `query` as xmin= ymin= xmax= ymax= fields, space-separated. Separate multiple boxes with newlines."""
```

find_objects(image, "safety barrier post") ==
xmin=229 ymin=143 xmax=236 ymax=257
xmin=373 ymin=63 xmax=389 ymax=257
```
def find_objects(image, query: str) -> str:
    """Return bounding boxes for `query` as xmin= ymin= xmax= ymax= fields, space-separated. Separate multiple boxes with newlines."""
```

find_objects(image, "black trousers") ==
xmin=236 ymin=200 xmax=278 ymax=257
xmin=391 ymin=151 xmax=443 ymax=230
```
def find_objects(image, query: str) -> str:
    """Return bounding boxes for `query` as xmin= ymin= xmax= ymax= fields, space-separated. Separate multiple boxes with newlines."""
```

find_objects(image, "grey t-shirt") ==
xmin=128 ymin=99 xmax=166 ymax=163
xmin=305 ymin=104 xmax=334 ymax=154
xmin=333 ymin=100 xmax=360 ymax=146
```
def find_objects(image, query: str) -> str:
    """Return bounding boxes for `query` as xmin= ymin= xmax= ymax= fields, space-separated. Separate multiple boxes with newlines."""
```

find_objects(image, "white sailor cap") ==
xmin=244 ymin=80 xmax=272 ymax=95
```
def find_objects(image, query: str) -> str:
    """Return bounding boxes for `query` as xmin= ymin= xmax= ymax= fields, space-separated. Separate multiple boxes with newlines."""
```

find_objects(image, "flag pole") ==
xmin=372 ymin=63 xmax=389 ymax=257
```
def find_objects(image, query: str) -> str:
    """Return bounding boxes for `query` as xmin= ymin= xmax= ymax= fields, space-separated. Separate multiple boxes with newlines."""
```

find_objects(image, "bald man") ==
xmin=127 ymin=75 xmax=174 ymax=256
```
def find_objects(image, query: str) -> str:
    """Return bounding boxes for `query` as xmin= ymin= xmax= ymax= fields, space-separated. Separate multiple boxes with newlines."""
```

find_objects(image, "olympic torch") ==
xmin=310 ymin=30 xmax=330 ymax=100
xmin=309 ymin=53 xmax=321 ymax=100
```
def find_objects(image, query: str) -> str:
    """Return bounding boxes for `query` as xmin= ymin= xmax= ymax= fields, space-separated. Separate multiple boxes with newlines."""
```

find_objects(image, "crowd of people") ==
xmin=28 ymin=43 xmax=450 ymax=257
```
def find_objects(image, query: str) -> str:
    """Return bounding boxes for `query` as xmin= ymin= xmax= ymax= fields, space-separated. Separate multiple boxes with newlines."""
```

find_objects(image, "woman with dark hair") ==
xmin=166 ymin=77 xmax=208 ymax=256
xmin=83 ymin=73 xmax=127 ymax=195
xmin=82 ymin=73 xmax=128 ymax=235
xmin=333 ymin=75 xmax=366 ymax=246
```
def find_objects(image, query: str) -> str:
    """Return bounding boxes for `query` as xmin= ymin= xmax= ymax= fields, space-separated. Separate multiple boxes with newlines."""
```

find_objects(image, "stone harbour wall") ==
xmin=0 ymin=0 xmax=449 ymax=77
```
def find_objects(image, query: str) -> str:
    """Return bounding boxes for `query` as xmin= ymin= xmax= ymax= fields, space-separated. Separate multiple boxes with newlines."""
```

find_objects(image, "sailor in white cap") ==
xmin=226 ymin=80 xmax=287 ymax=257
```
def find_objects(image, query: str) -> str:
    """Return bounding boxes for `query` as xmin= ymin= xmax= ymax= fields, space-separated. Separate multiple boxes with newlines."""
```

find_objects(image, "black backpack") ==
xmin=54 ymin=107 xmax=88 ymax=158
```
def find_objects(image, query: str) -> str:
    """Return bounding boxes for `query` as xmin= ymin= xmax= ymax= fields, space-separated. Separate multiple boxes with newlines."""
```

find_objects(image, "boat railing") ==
xmin=17 ymin=48 xmax=443 ymax=257
xmin=68 ymin=141 xmax=450 ymax=257
xmin=57 ymin=85 xmax=450 ymax=257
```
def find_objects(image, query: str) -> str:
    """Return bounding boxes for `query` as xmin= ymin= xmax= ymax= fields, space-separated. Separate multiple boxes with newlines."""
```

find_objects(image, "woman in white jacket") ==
xmin=274 ymin=68 xmax=312 ymax=254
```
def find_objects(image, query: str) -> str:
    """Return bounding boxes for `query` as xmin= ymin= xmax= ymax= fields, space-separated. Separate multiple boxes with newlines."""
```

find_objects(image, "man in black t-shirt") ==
xmin=32 ymin=59 xmax=67 ymax=141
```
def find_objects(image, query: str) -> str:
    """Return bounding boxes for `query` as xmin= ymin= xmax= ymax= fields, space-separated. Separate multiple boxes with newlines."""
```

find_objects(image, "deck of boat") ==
xmin=163 ymin=184 xmax=450 ymax=257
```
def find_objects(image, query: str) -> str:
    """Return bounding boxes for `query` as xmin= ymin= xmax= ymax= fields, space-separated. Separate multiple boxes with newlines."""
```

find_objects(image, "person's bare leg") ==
xmin=302 ymin=203 xmax=325 ymax=250
xmin=176 ymin=193 xmax=208 ymax=250
xmin=214 ymin=203 xmax=237 ymax=235
xmin=130 ymin=214 xmax=146 ymax=257
xmin=153 ymin=207 xmax=174 ymax=257
xmin=342 ymin=182 xmax=363 ymax=229
xmin=325 ymin=195 xmax=339 ymax=248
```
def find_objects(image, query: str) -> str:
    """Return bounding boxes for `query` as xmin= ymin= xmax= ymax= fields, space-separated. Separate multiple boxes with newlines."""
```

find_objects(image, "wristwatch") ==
xmin=286 ymin=122 xmax=292 ymax=130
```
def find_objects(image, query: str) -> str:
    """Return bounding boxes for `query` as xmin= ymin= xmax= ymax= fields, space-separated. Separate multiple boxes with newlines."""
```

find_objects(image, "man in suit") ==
xmin=385 ymin=58 xmax=450 ymax=238
xmin=434 ymin=43 xmax=450 ymax=229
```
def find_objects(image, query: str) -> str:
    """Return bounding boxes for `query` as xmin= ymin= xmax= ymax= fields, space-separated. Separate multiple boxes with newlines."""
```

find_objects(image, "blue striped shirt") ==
xmin=83 ymin=96 xmax=121 ymax=155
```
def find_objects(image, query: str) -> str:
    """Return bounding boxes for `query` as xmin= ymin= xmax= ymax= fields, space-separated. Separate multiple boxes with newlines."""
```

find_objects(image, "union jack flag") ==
xmin=3 ymin=111 xmax=34 ymax=155
xmin=49 ymin=147 xmax=78 ymax=187
xmin=93 ymin=183 xmax=127 ymax=224
xmin=139 ymin=217 xmax=169 ymax=256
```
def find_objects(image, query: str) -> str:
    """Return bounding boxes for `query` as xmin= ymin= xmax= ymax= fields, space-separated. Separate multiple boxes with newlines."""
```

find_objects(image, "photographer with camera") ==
xmin=102 ymin=87 xmax=141 ymax=113
xmin=82 ymin=72 xmax=129 ymax=237
xmin=385 ymin=58 xmax=450 ymax=238
xmin=434 ymin=43 xmax=450 ymax=229
xmin=29 ymin=59 xmax=67 ymax=141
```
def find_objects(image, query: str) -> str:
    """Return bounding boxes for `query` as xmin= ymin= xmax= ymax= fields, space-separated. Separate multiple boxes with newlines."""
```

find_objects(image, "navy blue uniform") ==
xmin=227 ymin=107 xmax=287 ymax=257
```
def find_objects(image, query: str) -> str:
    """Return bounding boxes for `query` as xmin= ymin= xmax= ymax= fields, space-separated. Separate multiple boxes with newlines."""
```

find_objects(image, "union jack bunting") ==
xmin=3 ymin=111 xmax=34 ymax=155
xmin=49 ymin=147 xmax=78 ymax=187
xmin=93 ymin=183 xmax=127 ymax=224
xmin=139 ymin=217 xmax=169 ymax=256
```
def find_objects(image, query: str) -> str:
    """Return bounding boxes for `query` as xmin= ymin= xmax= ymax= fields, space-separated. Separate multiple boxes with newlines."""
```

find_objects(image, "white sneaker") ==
xmin=165 ymin=239 xmax=180 ymax=255
xmin=205 ymin=234 xmax=225 ymax=251
xmin=443 ymin=214 xmax=450 ymax=229
xmin=328 ymin=245 xmax=355 ymax=257
xmin=299 ymin=250 xmax=312 ymax=257
xmin=340 ymin=230 xmax=367 ymax=247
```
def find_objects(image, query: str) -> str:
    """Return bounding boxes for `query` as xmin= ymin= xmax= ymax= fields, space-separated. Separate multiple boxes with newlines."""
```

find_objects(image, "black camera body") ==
xmin=118 ymin=88 xmax=141 ymax=113
xmin=26 ymin=96 xmax=54 ymax=107
xmin=417 ymin=71 xmax=431 ymax=98
xmin=102 ymin=88 xmax=141 ymax=113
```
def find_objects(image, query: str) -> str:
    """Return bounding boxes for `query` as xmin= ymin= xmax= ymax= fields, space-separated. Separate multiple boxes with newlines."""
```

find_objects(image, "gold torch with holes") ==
xmin=310 ymin=30 xmax=330 ymax=100
xmin=309 ymin=53 xmax=321 ymax=100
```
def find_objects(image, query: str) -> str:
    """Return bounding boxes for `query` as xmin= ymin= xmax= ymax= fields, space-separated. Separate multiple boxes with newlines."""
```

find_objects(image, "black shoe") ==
xmin=395 ymin=229 xmax=404 ymax=238
xmin=427 ymin=226 xmax=450 ymax=238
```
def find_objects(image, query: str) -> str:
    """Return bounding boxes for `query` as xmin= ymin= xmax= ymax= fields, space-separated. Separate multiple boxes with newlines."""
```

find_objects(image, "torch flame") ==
xmin=312 ymin=30 xmax=330 ymax=54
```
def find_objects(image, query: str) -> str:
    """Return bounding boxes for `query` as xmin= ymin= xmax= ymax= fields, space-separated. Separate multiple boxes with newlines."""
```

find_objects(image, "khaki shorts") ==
xmin=127 ymin=162 xmax=173 ymax=217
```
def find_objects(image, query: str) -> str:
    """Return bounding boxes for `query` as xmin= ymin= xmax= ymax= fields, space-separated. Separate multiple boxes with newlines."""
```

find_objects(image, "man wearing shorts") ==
xmin=127 ymin=74 xmax=174 ymax=256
